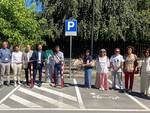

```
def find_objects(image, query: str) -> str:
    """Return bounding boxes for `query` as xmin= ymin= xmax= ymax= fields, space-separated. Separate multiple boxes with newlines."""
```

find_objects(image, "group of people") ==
xmin=83 ymin=47 xmax=150 ymax=96
xmin=0 ymin=40 xmax=150 ymax=96
xmin=0 ymin=41 xmax=64 ymax=88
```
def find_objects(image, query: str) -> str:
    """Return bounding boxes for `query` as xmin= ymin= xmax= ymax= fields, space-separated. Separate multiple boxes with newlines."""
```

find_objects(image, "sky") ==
xmin=25 ymin=0 xmax=43 ymax=12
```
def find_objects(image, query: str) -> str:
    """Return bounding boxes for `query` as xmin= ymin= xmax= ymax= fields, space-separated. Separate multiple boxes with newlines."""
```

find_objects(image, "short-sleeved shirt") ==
xmin=83 ymin=55 xmax=92 ymax=69
xmin=110 ymin=54 xmax=124 ymax=72
xmin=54 ymin=51 xmax=64 ymax=64
xmin=124 ymin=54 xmax=137 ymax=72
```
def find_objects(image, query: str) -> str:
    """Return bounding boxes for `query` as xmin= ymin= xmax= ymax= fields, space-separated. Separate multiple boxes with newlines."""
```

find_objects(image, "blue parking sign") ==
xmin=65 ymin=20 xmax=77 ymax=36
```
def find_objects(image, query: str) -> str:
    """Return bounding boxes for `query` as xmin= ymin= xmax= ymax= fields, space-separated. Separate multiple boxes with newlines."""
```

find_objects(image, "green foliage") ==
xmin=0 ymin=0 xmax=149 ymax=45
xmin=0 ymin=0 xmax=46 ymax=47
xmin=42 ymin=0 xmax=150 ymax=42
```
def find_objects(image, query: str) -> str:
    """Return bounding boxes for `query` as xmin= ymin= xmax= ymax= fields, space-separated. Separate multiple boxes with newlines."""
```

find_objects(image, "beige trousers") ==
xmin=0 ymin=63 xmax=10 ymax=85
xmin=11 ymin=64 xmax=22 ymax=82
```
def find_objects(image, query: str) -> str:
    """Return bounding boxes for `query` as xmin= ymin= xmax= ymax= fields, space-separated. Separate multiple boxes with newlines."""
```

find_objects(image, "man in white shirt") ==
xmin=110 ymin=48 xmax=124 ymax=91
xmin=11 ymin=45 xmax=23 ymax=87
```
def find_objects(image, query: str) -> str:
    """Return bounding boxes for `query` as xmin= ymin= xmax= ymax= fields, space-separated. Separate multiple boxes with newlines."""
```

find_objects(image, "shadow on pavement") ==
xmin=128 ymin=91 xmax=150 ymax=100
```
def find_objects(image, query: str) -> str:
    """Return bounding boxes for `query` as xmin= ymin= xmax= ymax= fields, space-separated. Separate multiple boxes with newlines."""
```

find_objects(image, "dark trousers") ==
xmin=33 ymin=63 xmax=43 ymax=84
xmin=125 ymin=72 xmax=134 ymax=90
xmin=54 ymin=64 xmax=62 ymax=85
xmin=24 ymin=63 xmax=32 ymax=85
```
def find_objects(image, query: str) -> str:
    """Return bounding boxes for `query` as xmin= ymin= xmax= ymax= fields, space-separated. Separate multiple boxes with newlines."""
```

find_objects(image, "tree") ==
xmin=0 ymin=0 xmax=46 ymax=46
xmin=42 ymin=0 xmax=150 ymax=42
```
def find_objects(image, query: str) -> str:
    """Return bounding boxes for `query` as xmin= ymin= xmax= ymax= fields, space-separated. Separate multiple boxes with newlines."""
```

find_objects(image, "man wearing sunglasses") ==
xmin=110 ymin=48 xmax=124 ymax=92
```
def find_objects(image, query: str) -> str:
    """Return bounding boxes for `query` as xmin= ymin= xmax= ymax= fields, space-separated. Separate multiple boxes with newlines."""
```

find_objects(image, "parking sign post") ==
xmin=65 ymin=20 xmax=77 ymax=78
xmin=69 ymin=36 xmax=72 ymax=78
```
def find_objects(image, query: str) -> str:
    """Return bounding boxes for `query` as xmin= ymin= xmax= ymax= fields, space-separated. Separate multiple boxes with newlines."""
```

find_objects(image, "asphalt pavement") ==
xmin=0 ymin=76 xmax=150 ymax=113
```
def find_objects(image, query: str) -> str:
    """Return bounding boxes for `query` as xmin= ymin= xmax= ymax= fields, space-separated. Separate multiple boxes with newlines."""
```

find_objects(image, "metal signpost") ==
xmin=65 ymin=20 xmax=77 ymax=78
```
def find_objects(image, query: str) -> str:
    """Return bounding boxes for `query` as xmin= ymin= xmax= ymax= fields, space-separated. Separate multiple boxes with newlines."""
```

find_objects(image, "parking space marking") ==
xmin=34 ymin=86 xmax=77 ymax=102
xmin=0 ymin=108 xmax=150 ymax=111
xmin=0 ymin=104 xmax=10 ymax=109
xmin=73 ymin=78 xmax=85 ymax=109
xmin=9 ymin=94 xmax=42 ymax=108
xmin=125 ymin=93 xmax=150 ymax=110
xmin=0 ymin=85 xmax=20 ymax=104
xmin=108 ymin=79 xmax=150 ymax=110
xmin=18 ymin=87 xmax=77 ymax=109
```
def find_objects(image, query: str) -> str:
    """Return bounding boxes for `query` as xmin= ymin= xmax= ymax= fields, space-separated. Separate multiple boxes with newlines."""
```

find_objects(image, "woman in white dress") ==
xmin=95 ymin=49 xmax=110 ymax=90
xmin=141 ymin=49 xmax=150 ymax=96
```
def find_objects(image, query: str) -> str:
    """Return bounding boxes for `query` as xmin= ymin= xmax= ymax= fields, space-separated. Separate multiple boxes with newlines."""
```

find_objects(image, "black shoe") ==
xmin=119 ymin=89 xmax=125 ymax=93
xmin=38 ymin=83 xmax=42 ymax=87
xmin=6 ymin=82 xmax=10 ymax=86
xmin=6 ymin=84 xmax=10 ymax=86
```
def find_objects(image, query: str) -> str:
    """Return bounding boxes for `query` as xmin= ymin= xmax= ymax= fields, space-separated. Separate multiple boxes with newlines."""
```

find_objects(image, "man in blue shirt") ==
xmin=0 ymin=41 xmax=11 ymax=87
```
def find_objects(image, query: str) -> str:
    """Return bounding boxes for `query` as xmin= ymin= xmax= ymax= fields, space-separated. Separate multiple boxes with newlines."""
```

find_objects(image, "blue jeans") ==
xmin=54 ymin=64 xmax=62 ymax=85
xmin=46 ymin=63 xmax=54 ymax=83
xmin=112 ymin=71 xmax=124 ymax=89
xmin=84 ymin=68 xmax=92 ymax=88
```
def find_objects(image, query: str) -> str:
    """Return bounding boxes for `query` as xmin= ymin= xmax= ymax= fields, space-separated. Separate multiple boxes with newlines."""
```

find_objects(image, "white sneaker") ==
xmin=18 ymin=81 xmax=21 ymax=85
xmin=101 ymin=87 xmax=104 ymax=91
xmin=99 ymin=88 xmax=102 ymax=90
xmin=14 ymin=82 xmax=17 ymax=87
xmin=99 ymin=88 xmax=104 ymax=91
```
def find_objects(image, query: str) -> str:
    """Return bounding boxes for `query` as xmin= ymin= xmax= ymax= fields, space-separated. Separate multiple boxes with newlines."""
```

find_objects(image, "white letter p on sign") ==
xmin=68 ymin=21 xmax=75 ymax=31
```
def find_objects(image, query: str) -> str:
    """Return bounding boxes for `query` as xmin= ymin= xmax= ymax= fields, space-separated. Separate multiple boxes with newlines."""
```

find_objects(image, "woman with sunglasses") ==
xmin=140 ymin=49 xmax=150 ymax=96
xmin=95 ymin=49 xmax=110 ymax=91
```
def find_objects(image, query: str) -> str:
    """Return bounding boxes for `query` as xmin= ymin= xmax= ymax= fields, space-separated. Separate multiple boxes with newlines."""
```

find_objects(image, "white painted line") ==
xmin=125 ymin=93 xmax=150 ymax=110
xmin=0 ymin=108 xmax=150 ymax=111
xmin=0 ymin=85 xmax=20 ymax=104
xmin=18 ymin=87 xmax=76 ymax=109
xmin=108 ymin=79 xmax=150 ymax=110
xmin=73 ymin=78 xmax=85 ymax=109
xmin=34 ymin=86 xmax=77 ymax=102
xmin=90 ymin=92 xmax=96 ymax=95
xmin=9 ymin=94 xmax=42 ymax=108
xmin=0 ymin=104 xmax=10 ymax=109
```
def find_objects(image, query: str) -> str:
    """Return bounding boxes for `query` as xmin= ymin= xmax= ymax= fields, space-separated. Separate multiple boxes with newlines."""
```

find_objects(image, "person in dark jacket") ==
xmin=31 ymin=44 xmax=45 ymax=87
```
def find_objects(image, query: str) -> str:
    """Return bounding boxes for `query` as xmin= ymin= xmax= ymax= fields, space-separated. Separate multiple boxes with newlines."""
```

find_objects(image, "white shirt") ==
xmin=11 ymin=51 xmax=23 ymax=63
xmin=141 ymin=57 xmax=150 ymax=74
xmin=110 ymin=54 xmax=124 ymax=72
xmin=96 ymin=56 xmax=110 ymax=73
xmin=38 ymin=51 xmax=42 ymax=63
